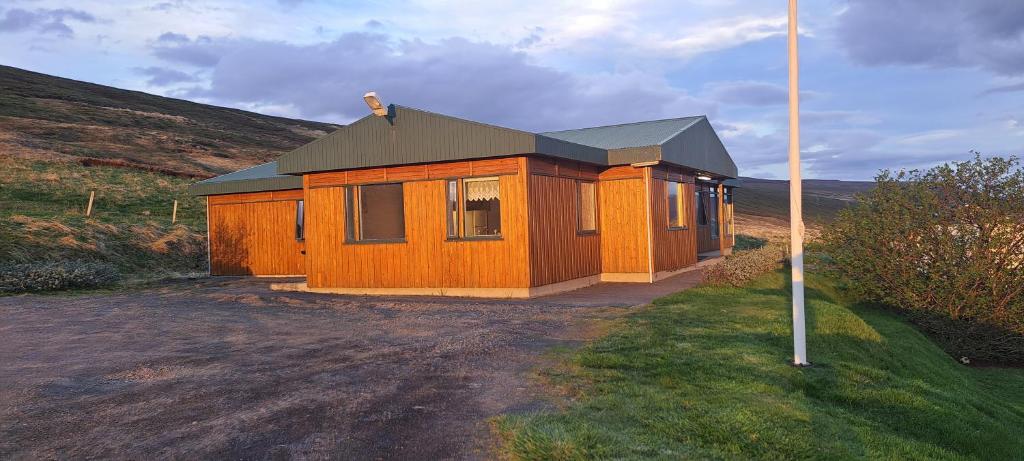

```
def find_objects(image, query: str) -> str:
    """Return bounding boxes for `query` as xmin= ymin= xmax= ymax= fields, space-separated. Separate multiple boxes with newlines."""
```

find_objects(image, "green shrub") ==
xmin=733 ymin=234 xmax=767 ymax=251
xmin=0 ymin=260 xmax=120 ymax=293
xmin=702 ymin=244 xmax=787 ymax=286
xmin=823 ymin=154 xmax=1024 ymax=365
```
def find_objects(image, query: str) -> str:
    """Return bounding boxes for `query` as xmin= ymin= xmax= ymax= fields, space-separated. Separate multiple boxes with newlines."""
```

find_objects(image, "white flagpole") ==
xmin=788 ymin=0 xmax=809 ymax=366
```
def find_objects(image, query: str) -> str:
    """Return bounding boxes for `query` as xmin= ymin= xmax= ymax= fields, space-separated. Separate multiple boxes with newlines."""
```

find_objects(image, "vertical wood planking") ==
xmin=597 ymin=177 xmax=649 ymax=274
xmin=303 ymin=158 xmax=530 ymax=289
xmin=650 ymin=179 xmax=699 ymax=271
xmin=526 ymin=167 xmax=601 ymax=286
xmin=207 ymin=191 xmax=305 ymax=276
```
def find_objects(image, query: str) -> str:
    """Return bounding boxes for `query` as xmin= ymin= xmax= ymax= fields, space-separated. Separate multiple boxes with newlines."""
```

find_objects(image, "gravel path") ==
xmin=0 ymin=272 xmax=701 ymax=459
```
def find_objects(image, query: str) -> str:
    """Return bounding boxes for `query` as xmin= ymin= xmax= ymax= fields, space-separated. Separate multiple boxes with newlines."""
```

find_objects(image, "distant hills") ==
xmin=0 ymin=64 xmax=872 ymax=234
xmin=0 ymin=65 xmax=337 ymax=178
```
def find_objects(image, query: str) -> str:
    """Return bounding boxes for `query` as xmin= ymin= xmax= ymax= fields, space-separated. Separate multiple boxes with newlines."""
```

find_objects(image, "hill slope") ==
xmin=734 ymin=177 xmax=874 ymax=239
xmin=0 ymin=65 xmax=338 ymax=177
xmin=497 ymin=270 xmax=1024 ymax=459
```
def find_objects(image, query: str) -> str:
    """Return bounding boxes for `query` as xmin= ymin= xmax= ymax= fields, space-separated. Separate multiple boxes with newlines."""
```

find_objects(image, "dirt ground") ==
xmin=0 ymin=272 xmax=701 ymax=460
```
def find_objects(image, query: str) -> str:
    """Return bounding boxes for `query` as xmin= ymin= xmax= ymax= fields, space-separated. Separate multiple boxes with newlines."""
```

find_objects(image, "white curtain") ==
xmin=465 ymin=179 xmax=499 ymax=201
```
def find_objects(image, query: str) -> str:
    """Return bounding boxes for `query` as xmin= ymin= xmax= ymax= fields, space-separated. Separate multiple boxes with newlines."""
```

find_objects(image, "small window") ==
xmin=295 ymin=199 xmax=305 ymax=241
xmin=577 ymin=181 xmax=597 ymax=233
xmin=463 ymin=177 xmax=501 ymax=237
xmin=445 ymin=180 xmax=459 ymax=239
xmin=696 ymin=187 xmax=708 ymax=226
xmin=345 ymin=183 xmax=405 ymax=242
xmin=709 ymin=188 xmax=719 ymax=239
xmin=667 ymin=181 xmax=687 ymax=229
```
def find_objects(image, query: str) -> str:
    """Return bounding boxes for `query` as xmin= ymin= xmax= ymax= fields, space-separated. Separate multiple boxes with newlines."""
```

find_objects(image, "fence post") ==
xmin=172 ymin=200 xmax=178 ymax=224
xmin=86 ymin=191 xmax=95 ymax=217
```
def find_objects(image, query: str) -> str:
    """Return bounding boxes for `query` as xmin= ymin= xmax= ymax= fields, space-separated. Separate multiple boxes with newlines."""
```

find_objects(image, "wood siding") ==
xmin=207 ymin=190 xmax=305 ymax=276
xmin=650 ymin=178 xmax=699 ymax=272
xmin=597 ymin=173 xmax=649 ymax=274
xmin=303 ymin=158 xmax=531 ymax=288
xmin=526 ymin=159 xmax=601 ymax=286
xmin=721 ymin=185 xmax=735 ymax=249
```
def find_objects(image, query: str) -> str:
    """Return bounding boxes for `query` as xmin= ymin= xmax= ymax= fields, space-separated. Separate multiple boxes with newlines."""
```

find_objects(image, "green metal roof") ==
xmin=275 ymin=105 xmax=606 ymax=175
xmin=191 ymin=106 xmax=738 ymax=196
xmin=539 ymin=116 xmax=704 ymax=149
xmin=188 ymin=161 xmax=302 ymax=196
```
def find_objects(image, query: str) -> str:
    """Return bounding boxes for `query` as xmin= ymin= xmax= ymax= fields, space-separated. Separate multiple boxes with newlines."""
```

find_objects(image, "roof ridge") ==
xmin=541 ymin=115 xmax=706 ymax=134
xmin=655 ymin=116 xmax=705 ymax=145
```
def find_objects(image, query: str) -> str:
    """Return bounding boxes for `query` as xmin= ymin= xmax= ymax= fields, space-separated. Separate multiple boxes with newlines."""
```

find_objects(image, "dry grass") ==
xmin=0 ymin=157 xmax=207 ymax=281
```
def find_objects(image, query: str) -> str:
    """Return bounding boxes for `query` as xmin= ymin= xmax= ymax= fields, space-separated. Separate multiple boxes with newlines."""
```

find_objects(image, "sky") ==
xmin=1 ymin=0 xmax=1022 ymax=180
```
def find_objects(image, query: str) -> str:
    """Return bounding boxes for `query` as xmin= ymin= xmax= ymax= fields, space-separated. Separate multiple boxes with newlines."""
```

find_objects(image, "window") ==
xmin=723 ymin=187 xmax=734 ymax=205
xmin=696 ymin=187 xmax=708 ymax=226
xmin=446 ymin=180 xmax=459 ymax=239
xmin=667 ymin=181 xmax=687 ymax=229
xmin=345 ymin=183 xmax=405 ymax=242
xmin=463 ymin=177 xmax=501 ymax=237
xmin=295 ymin=200 xmax=304 ymax=241
xmin=709 ymin=188 xmax=719 ymax=239
xmin=577 ymin=181 xmax=597 ymax=233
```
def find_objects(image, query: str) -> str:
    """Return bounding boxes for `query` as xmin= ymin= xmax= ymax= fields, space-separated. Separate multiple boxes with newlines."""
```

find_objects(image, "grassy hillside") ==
xmin=734 ymin=177 xmax=874 ymax=240
xmin=736 ymin=177 xmax=873 ymax=222
xmin=0 ymin=65 xmax=337 ymax=178
xmin=497 ymin=270 xmax=1024 ymax=459
xmin=0 ymin=156 xmax=206 ymax=279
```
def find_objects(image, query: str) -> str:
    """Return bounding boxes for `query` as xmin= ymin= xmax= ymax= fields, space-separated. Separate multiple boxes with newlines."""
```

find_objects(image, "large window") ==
xmin=445 ymin=177 xmax=502 ymax=239
xmin=577 ymin=180 xmax=597 ymax=233
xmin=295 ymin=200 xmax=304 ymax=241
xmin=345 ymin=183 xmax=405 ymax=242
xmin=667 ymin=181 xmax=687 ymax=229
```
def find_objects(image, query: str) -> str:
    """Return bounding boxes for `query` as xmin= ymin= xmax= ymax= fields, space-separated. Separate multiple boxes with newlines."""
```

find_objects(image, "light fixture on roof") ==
xmin=697 ymin=174 xmax=712 ymax=181
xmin=363 ymin=91 xmax=388 ymax=117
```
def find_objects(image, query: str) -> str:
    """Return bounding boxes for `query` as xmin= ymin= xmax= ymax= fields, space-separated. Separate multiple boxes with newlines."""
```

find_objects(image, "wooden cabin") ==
xmin=189 ymin=106 xmax=739 ymax=297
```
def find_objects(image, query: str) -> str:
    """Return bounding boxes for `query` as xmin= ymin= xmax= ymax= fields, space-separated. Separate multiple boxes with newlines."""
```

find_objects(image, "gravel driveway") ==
xmin=0 ymin=272 xmax=700 ymax=459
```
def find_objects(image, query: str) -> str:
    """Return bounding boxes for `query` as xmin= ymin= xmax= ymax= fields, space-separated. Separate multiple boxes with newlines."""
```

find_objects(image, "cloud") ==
xmin=134 ymin=66 xmax=199 ymax=86
xmin=836 ymin=0 xmax=1024 ymax=75
xmin=649 ymin=15 xmax=788 ymax=59
xmin=151 ymin=34 xmax=222 ymax=67
xmin=153 ymin=32 xmax=715 ymax=131
xmin=980 ymin=81 xmax=1024 ymax=96
xmin=704 ymin=81 xmax=822 ymax=107
xmin=0 ymin=8 xmax=96 ymax=38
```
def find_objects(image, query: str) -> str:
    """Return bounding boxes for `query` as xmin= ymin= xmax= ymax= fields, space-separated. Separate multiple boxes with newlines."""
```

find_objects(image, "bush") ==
xmin=823 ymin=154 xmax=1024 ymax=365
xmin=733 ymin=234 xmax=768 ymax=251
xmin=702 ymin=244 xmax=787 ymax=286
xmin=0 ymin=260 xmax=120 ymax=293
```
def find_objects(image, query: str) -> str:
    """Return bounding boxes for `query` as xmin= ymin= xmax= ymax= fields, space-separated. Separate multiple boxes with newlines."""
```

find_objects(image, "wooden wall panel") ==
xmin=207 ymin=193 xmax=304 ymax=276
xmin=526 ymin=172 xmax=601 ymax=286
xmin=598 ymin=165 xmax=644 ymax=181
xmin=597 ymin=177 xmax=649 ymax=274
xmin=304 ymin=163 xmax=531 ymax=289
xmin=308 ymin=157 xmax=520 ymax=188
xmin=721 ymin=185 xmax=735 ymax=249
xmin=650 ymin=179 xmax=699 ymax=272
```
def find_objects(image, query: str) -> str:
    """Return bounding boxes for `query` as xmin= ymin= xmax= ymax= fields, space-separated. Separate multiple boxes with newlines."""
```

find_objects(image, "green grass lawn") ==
xmin=497 ymin=271 xmax=1024 ymax=460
